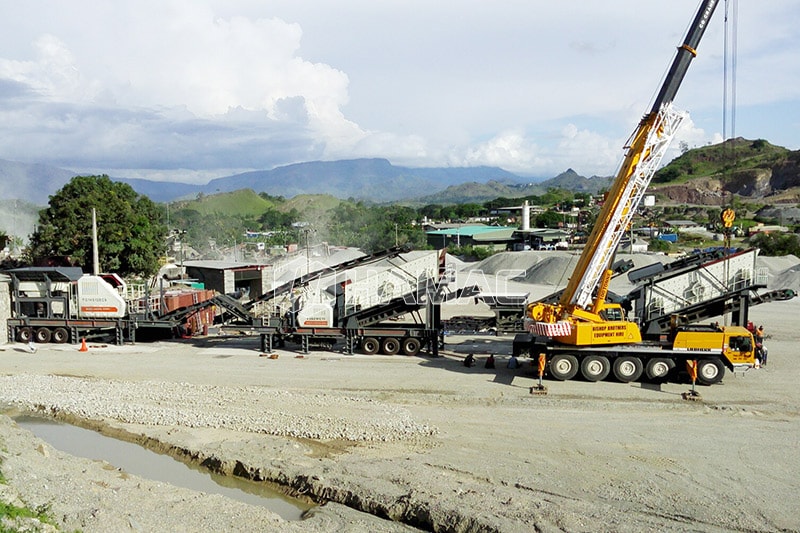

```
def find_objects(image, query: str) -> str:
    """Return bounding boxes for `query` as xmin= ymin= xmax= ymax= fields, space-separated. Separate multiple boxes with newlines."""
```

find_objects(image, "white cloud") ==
xmin=0 ymin=34 xmax=84 ymax=101
xmin=0 ymin=0 xmax=797 ymax=186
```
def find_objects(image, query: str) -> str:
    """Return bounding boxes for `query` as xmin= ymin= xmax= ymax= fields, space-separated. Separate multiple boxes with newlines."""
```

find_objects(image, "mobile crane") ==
xmin=514 ymin=0 xmax=758 ymax=385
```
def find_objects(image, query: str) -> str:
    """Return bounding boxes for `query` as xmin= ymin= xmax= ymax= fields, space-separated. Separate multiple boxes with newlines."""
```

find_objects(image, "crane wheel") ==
xmin=645 ymin=358 xmax=674 ymax=381
xmin=613 ymin=356 xmax=644 ymax=382
xmin=580 ymin=355 xmax=610 ymax=382
xmin=696 ymin=358 xmax=725 ymax=385
xmin=549 ymin=354 xmax=579 ymax=381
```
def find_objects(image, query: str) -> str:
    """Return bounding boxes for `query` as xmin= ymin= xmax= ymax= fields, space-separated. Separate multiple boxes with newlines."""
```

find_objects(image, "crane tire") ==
xmin=549 ymin=354 xmax=579 ymax=381
xmin=645 ymin=358 xmax=674 ymax=381
xmin=581 ymin=355 xmax=610 ymax=382
xmin=613 ymin=356 xmax=644 ymax=382
xmin=401 ymin=338 xmax=421 ymax=356
xmin=697 ymin=358 xmax=725 ymax=385
xmin=361 ymin=337 xmax=380 ymax=355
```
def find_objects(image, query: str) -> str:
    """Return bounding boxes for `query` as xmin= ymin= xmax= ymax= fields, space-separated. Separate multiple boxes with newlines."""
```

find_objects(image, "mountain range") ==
xmin=2 ymin=138 xmax=798 ymax=209
xmin=0 ymin=157 xmax=611 ymax=206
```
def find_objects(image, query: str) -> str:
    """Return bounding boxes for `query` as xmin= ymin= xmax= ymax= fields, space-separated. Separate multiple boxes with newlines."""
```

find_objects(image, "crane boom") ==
xmin=527 ymin=0 xmax=720 ymax=344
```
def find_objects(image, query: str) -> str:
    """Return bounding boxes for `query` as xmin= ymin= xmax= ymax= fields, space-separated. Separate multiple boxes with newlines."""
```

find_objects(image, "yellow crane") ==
xmin=527 ymin=0 xmax=720 ymax=347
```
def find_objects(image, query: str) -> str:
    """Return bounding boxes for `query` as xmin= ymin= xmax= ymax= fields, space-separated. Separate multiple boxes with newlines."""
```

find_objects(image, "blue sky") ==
xmin=0 ymin=0 xmax=797 ymax=184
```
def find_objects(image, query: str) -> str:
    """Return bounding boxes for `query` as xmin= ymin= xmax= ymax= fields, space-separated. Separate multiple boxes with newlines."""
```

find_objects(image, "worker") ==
xmin=755 ymin=325 xmax=767 ymax=366
xmin=507 ymin=354 xmax=519 ymax=369
xmin=464 ymin=353 xmax=475 ymax=367
xmin=485 ymin=354 xmax=495 ymax=369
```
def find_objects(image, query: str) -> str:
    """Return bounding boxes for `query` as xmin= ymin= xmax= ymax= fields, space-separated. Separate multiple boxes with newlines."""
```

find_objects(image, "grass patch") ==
xmin=0 ymin=500 xmax=56 ymax=532
xmin=0 ymin=455 xmax=62 ymax=532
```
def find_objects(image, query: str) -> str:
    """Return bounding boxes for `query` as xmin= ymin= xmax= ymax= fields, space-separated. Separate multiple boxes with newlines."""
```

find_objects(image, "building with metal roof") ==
xmin=425 ymin=225 xmax=516 ymax=250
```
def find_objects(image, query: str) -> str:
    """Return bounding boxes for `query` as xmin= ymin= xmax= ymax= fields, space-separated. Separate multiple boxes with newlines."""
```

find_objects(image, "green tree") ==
xmin=748 ymin=232 xmax=800 ymax=256
xmin=535 ymin=210 xmax=564 ymax=229
xmin=28 ymin=175 xmax=166 ymax=276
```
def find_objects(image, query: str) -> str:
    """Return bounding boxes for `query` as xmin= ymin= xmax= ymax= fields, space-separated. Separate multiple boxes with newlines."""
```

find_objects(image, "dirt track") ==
xmin=1 ymin=292 xmax=799 ymax=532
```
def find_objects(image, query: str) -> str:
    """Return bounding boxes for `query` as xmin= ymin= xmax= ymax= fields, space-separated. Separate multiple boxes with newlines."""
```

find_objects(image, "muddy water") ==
xmin=15 ymin=416 xmax=312 ymax=520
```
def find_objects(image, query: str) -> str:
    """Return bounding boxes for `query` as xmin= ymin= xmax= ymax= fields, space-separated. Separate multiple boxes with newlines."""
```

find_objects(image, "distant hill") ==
xmin=651 ymin=138 xmax=800 ymax=205
xmin=169 ymin=190 xmax=343 ymax=227
xmin=0 ymin=159 xmax=77 ymax=205
xmin=544 ymin=168 xmax=613 ymax=193
xmin=199 ymin=158 xmax=525 ymax=203
xmin=415 ymin=168 xmax=613 ymax=204
xmin=110 ymin=177 xmax=200 ymax=203
xmin=3 ymin=139 xmax=799 ymax=209
xmin=169 ymin=189 xmax=278 ymax=217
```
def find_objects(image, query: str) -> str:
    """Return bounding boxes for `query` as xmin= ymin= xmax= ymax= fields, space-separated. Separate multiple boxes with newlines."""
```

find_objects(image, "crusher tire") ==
xmin=697 ymin=358 xmax=725 ymax=385
xmin=16 ymin=327 xmax=32 ymax=343
xmin=381 ymin=337 xmax=401 ymax=356
xmin=52 ymin=327 xmax=69 ymax=344
xmin=361 ymin=337 xmax=380 ymax=355
xmin=549 ymin=353 xmax=579 ymax=381
xmin=645 ymin=357 xmax=674 ymax=381
xmin=613 ymin=356 xmax=644 ymax=383
xmin=401 ymin=337 xmax=421 ymax=356
xmin=581 ymin=355 xmax=611 ymax=382
xmin=34 ymin=327 xmax=52 ymax=344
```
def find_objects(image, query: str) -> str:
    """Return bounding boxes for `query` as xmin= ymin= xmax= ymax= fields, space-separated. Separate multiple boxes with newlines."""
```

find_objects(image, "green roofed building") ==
xmin=426 ymin=225 xmax=516 ymax=250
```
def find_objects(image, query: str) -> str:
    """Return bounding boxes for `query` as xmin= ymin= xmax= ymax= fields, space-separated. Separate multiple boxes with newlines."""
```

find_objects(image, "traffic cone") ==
xmin=79 ymin=338 xmax=88 ymax=352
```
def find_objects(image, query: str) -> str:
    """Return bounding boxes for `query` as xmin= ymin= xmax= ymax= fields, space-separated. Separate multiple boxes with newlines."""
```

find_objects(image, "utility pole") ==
xmin=92 ymin=208 xmax=100 ymax=275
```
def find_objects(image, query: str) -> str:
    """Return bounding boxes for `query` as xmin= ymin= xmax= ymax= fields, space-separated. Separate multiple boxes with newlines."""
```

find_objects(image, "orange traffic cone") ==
xmin=79 ymin=338 xmax=88 ymax=352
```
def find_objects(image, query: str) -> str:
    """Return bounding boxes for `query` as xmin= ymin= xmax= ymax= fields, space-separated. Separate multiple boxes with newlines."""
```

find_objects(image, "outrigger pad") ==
xmin=681 ymin=390 xmax=702 ymax=401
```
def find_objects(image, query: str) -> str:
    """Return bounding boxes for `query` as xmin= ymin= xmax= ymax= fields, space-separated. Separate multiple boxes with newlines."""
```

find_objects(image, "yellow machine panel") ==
xmin=561 ymin=321 xmax=643 ymax=346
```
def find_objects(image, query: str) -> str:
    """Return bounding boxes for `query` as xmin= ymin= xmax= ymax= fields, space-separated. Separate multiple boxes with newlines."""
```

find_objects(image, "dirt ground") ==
xmin=1 ymin=292 xmax=799 ymax=532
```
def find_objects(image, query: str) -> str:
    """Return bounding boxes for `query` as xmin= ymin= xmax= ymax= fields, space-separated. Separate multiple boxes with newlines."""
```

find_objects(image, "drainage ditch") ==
xmin=14 ymin=415 xmax=312 ymax=521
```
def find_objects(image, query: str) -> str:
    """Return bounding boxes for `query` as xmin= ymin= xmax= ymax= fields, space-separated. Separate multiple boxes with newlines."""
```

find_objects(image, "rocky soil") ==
xmin=1 ymin=252 xmax=800 ymax=532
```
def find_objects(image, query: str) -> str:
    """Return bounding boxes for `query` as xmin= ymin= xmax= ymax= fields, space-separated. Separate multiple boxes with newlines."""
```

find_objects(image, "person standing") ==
xmin=755 ymin=325 xmax=767 ymax=366
xmin=753 ymin=326 xmax=767 ymax=366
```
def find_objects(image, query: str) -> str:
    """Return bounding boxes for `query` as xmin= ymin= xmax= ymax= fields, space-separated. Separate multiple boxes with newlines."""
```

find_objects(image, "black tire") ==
xmin=381 ymin=337 xmax=400 ymax=356
xmin=361 ymin=337 xmax=380 ymax=355
xmin=549 ymin=354 xmax=579 ymax=381
xmin=34 ymin=327 xmax=52 ymax=344
xmin=613 ymin=356 xmax=644 ymax=383
xmin=401 ymin=337 xmax=421 ymax=356
xmin=52 ymin=327 xmax=69 ymax=344
xmin=697 ymin=358 xmax=725 ymax=385
xmin=16 ymin=327 xmax=32 ymax=343
xmin=581 ymin=355 xmax=610 ymax=382
xmin=645 ymin=358 xmax=674 ymax=381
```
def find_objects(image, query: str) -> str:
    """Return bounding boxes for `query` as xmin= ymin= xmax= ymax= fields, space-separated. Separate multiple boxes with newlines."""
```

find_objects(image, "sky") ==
xmin=0 ymin=0 xmax=798 ymax=184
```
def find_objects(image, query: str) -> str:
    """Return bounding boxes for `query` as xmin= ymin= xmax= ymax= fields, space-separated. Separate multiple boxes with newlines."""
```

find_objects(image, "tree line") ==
xmin=14 ymin=175 xmax=800 ymax=279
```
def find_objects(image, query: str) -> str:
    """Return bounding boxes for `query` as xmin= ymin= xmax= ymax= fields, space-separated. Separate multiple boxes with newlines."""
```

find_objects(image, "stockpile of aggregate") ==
xmin=0 ymin=375 xmax=437 ymax=443
xmin=762 ymin=254 xmax=800 ymax=292
xmin=270 ymin=247 xmax=365 ymax=285
xmin=466 ymin=251 xmax=656 ymax=288
xmin=466 ymin=251 xmax=575 ymax=287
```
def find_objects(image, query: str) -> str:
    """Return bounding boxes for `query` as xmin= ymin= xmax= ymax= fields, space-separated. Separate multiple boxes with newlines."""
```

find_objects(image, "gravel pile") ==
xmin=0 ymin=375 xmax=437 ymax=443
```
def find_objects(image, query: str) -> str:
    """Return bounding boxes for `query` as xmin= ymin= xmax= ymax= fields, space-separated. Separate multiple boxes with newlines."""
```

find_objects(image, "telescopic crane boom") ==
xmin=527 ymin=0 xmax=720 ymax=346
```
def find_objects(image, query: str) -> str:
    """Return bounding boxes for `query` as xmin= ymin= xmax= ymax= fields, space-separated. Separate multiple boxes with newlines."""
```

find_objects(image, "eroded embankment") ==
xmin=1 ymin=374 xmax=511 ymax=532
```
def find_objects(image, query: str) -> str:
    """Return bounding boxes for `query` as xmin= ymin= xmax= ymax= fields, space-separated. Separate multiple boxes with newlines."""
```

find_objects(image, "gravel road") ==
xmin=1 ymin=294 xmax=799 ymax=532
